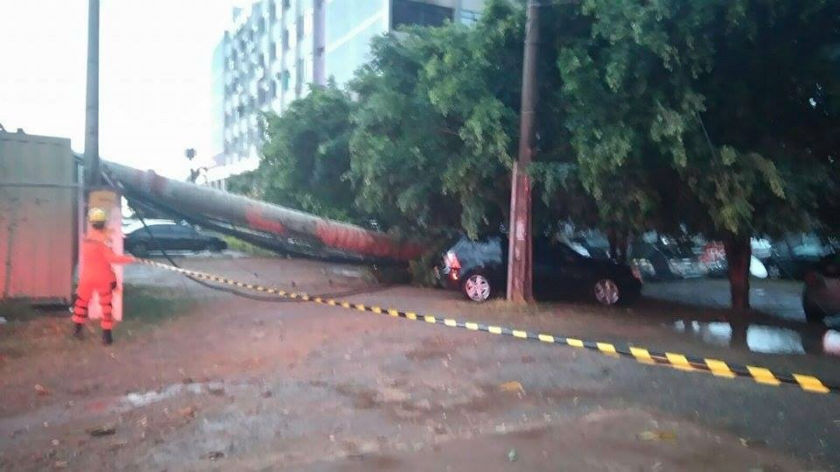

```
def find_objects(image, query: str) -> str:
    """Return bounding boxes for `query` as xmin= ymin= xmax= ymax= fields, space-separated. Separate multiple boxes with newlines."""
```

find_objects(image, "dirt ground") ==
xmin=1 ymin=256 xmax=838 ymax=471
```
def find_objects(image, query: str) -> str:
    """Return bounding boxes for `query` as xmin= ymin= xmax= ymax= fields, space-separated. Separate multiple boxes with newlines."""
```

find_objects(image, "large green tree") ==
xmin=238 ymin=83 xmax=361 ymax=222
xmin=348 ymin=0 xmax=604 ymax=239
xmin=348 ymin=0 xmax=527 ymax=238
xmin=555 ymin=0 xmax=840 ymax=311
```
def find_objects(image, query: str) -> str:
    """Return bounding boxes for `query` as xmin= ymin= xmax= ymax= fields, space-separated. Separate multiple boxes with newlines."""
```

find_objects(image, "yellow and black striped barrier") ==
xmin=138 ymin=259 xmax=839 ymax=396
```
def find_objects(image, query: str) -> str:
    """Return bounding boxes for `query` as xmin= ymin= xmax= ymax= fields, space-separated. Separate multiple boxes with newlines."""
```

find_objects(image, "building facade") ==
xmin=207 ymin=0 xmax=485 ymax=188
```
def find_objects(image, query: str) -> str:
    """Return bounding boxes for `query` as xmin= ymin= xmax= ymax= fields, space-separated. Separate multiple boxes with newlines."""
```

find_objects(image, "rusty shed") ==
xmin=0 ymin=130 xmax=79 ymax=303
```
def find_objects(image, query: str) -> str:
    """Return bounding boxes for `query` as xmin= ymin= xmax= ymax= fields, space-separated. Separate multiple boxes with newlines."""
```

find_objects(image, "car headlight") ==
xmin=632 ymin=258 xmax=655 ymax=276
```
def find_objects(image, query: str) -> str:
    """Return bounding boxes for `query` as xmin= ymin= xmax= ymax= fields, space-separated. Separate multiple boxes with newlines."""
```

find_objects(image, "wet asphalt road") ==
xmin=644 ymin=278 xmax=810 ymax=323
xmin=140 ymin=259 xmax=840 ymax=469
xmin=4 ymin=256 xmax=838 ymax=470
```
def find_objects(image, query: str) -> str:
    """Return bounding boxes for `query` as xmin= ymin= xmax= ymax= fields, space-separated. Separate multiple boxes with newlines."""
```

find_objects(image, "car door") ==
xmin=533 ymin=239 xmax=582 ymax=299
xmin=144 ymin=224 xmax=174 ymax=252
xmin=532 ymin=238 xmax=557 ymax=298
xmin=171 ymin=225 xmax=200 ymax=251
xmin=554 ymin=243 xmax=592 ymax=296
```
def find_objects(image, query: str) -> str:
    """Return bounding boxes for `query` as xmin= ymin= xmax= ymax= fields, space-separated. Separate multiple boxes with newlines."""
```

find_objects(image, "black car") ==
xmin=123 ymin=221 xmax=227 ymax=257
xmin=802 ymin=253 xmax=840 ymax=324
xmin=435 ymin=235 xmax=642 ymax=305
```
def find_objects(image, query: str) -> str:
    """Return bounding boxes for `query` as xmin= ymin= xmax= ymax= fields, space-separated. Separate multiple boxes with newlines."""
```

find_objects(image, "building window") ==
xmin=304 ymin=13 xmax=313 ymax=38
xmin=281 ymin=70 xmax=290 ymax=91
xmin=282 ymin=30 xmax=289 ymax=50
xmin=282 ymin=0 xmax=290 ymax=11
xmin=392 ymin=0 xmax=453 ymax=29
xmin=269 ymin=41 xmax=277 ymax=59
xmin=459 ymin=9 xmax=480 ymax=25
xmin=296 ymin=59 xmax=304 ymax=94
xmin=297 ymin=15 xmax=304 ymax=39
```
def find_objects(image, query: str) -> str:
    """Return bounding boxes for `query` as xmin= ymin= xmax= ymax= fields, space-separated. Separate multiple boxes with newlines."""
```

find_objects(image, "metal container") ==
xmin=0 ymin=131 xmax=77 ymax=303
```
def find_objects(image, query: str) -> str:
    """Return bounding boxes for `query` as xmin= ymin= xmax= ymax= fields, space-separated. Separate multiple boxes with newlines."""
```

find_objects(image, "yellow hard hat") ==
xmin=88 ymin=207 xmax=108 ymax=223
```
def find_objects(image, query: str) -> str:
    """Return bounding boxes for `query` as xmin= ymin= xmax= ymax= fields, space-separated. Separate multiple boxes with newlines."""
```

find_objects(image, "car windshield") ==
xmin=451 ymin=236 xmax=503 ymax=262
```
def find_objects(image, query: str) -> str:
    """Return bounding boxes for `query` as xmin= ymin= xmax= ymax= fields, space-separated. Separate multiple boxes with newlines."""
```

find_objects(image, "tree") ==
xmin=348 ymin=0 xmax=528 ymax=238
xmin=554 ymin=0 xmax=840 ymax=313
xmin=245 ymin=82 xmax=361 ymax=223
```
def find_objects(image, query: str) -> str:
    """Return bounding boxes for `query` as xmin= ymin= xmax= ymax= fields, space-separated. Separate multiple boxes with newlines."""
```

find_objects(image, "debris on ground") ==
xmin=0 ymin=316 xmax=7 ymax=325
xmin=87 ymin=426 xmax=116 ymax=437
xmin=108 ymin=440 xmax=128 ymax=451
xmin=740 ymin=438 xmax=768 ymax=448
xmin=207 ymin=383 xmax=225 ymax=396
xmin=499 ymin=381 xmax=524 ymax=394
xmin=54 ymin=460 xmax=68 ymax=469
xmin=178 ymin=406 xmax=197 ymax=418
xmin=508 ymin=448 xmax=518 ymax=462
xmin=204 ymin=451 xmax=225 ymax=461
xmin=638 ymin=430 xmax=677 ymax=441
xmin=34 ymin=384 xmax=49 ymax=396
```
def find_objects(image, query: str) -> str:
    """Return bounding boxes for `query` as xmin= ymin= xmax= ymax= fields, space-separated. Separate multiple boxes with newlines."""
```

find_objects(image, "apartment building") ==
xmin=206 ymin=0 xmax=485 ymax=189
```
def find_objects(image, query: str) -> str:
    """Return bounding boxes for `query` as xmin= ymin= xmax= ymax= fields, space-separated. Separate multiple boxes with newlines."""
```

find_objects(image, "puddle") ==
xmin=120 ymin=381 xmax=232 ymax=409
xmin=123 ymin=382 xmax=206 ymax=408
xmin=672 ymin=320 xmax=840 ymax=357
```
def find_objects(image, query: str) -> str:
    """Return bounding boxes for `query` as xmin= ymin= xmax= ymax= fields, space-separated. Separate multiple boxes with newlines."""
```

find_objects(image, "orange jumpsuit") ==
xmin=72 ymin=230 xmax=134 ymax=330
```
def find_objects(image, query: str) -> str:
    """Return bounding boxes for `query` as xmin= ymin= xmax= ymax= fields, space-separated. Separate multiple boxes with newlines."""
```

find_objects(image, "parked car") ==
xmin=700 ymin=240 xmax=769 ymax=279
xmin=762 ymin=234 xmax=838 ymax=280
xmin=629 ymin=235 xmax=707 ymax=281
xmin=802 ymin=253 xmax=840 ymax=324
xmin=123 ymin=221 xmax=227 ymax=257
xmin=570 ymin=232 xmax=611 ymax=260
xmin=434 ymin=235 xmax=642 ymax=305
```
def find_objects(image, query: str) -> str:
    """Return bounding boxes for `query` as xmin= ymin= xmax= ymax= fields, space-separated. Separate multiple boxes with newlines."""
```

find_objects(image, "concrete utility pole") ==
xmin=506 ymin=0 xmax=540 ymax=303
xmin=83 ymin=0 xmax=100 ymax=187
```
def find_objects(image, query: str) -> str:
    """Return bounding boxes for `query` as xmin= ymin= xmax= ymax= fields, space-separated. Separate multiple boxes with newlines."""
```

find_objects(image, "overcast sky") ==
xmin=0 ymin=0 xmax=249 ymax=178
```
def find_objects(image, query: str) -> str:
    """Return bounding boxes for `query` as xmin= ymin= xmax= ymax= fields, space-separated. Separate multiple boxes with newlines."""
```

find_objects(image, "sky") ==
xmin=0 ymin=0 xmax=250 ymax=178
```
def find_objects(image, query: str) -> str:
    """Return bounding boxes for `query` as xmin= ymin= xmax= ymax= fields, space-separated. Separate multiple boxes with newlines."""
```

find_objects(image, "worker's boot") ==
xmin=102 ymin=329 xmax=113 ymax=346
xmin=73 ymin=323 xmax=84 ymax=340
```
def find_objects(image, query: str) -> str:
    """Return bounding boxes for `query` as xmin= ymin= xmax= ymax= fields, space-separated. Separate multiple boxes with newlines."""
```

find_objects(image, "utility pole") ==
xmin=506 ymin=0 xmax=540 ymax=303
xmin=83 ymin=0 xmax=100 ymax=187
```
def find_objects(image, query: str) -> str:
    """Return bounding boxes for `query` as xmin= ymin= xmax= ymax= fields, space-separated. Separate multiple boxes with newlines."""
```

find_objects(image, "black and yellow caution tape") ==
xmin=137 ymin=259 xmax=839 ymax=396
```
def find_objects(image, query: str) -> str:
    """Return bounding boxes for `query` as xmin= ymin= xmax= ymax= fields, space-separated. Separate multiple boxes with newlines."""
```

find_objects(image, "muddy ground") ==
xmin=1 ymin=256 xmax=838 ymax=471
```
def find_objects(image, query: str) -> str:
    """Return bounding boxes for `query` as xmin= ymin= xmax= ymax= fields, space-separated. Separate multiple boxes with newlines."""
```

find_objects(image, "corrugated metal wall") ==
xmin=0 ymin=131 xmax=77 ymax=302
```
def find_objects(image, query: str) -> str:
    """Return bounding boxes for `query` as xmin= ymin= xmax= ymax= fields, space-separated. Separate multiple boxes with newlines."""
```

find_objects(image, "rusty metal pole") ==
xmin=83 ymin=0 xmax=100 ymax=188
xmin=506 ymin=0 xmax=539 ymax=303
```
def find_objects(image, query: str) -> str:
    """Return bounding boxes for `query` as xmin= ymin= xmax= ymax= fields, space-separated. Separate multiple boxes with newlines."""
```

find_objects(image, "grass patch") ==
xmin=121 ymin=284 xmax=196 ymax=330
xmin=222 ymin=236 xmax=278 ymax=257
xmin=0 ymin=301 xmax=43 ymax=323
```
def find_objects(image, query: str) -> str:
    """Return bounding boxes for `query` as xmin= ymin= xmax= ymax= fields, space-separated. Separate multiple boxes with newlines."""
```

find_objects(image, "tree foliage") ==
xmin=553 ymin=0 xmax=840 ymax=310
xmin=241 ymin=83 xmax=360 ymax=222
xmin=347 ymin=0 xmax=525 ymax=238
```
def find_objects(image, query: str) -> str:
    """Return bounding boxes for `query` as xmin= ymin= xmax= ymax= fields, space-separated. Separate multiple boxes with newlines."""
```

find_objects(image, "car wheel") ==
xmin=593 ymin=278 xmax=621 ymax=306
xmin=207 ymin=241 xmax=226 ymax=252
xmin=462 ymin=273 xmax=492 ymax=303
xmin=803 ymin=299 xmax=827 ymax=324
xmin=130 ymin=242 xmax=148 ymax=258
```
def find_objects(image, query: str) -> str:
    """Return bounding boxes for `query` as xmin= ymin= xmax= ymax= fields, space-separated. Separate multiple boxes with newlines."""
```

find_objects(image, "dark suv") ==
xmin=435 ymin=235 xmax=642 ymax=305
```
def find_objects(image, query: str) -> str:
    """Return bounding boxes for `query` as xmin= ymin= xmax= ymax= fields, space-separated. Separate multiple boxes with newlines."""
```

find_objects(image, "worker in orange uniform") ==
xmin=72 ymin=207 xmax=136 ymax=345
